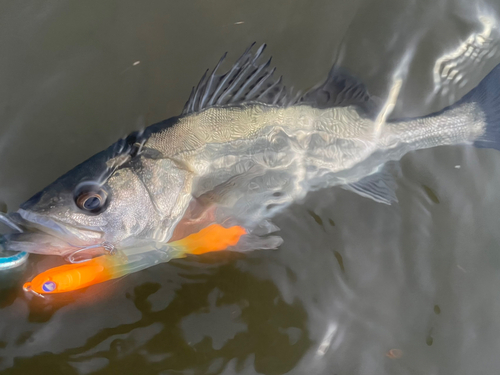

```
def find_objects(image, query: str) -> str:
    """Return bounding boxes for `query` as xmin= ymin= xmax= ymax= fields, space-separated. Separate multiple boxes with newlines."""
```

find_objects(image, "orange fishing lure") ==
xmin=23 ymin=224 xmax=246 ymax=295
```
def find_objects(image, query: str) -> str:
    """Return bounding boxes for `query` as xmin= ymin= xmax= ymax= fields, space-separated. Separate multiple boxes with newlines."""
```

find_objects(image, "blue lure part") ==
xmin=42 ymin=281 xmax=57 ymax=292
xmin=0 ymin=212 xmax=29 ymax=270
xmin=0 ymin=250 xmax=29 ymax=270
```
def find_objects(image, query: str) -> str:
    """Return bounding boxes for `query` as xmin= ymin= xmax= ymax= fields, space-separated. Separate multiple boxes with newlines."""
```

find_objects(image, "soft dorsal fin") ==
xmin=299 ymin=66 xmax=379 ymax=115
xmin=182 ymin=44 xmax=376 ymax=115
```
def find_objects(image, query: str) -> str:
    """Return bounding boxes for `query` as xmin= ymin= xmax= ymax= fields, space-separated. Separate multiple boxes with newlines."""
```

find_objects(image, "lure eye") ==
xmin=42 ymin=281 xmax=57 ymax=293
xmin=74 ymin=184 xmax=108 ymax=213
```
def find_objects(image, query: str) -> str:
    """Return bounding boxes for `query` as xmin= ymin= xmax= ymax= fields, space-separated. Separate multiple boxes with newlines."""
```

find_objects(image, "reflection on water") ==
xmin=2 ymin=254 xmax=311 ymax=374
xmin=433 ymin=13 xmax=499 ymax=99
xmin=2 ymin=0 xmax=500 ymax=374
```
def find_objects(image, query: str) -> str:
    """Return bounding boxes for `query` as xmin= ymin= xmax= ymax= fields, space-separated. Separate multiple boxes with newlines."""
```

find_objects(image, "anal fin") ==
xmin=342 ymin=162 xmax=401 ymax=205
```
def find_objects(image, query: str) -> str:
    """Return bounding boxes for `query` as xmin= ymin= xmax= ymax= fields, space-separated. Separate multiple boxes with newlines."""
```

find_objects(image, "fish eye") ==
xmin=74 ymin=184 xmax=108 ymax=213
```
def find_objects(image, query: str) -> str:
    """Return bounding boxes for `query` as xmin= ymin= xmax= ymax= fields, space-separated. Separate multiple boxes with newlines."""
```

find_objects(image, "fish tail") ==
xmin=464 ymin=63 xmax=500 ymax=151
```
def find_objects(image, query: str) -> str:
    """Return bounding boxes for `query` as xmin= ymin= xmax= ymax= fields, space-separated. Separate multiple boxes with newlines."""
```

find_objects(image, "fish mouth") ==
xmin=0 ymin=210 xmax=110 ymax=261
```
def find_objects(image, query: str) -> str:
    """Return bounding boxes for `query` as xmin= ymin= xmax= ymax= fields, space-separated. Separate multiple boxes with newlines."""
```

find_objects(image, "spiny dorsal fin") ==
xmin=182 ymin=44 xmax=376 ymax=115
xmin=182 ymin=43 xmax=293 ymax=115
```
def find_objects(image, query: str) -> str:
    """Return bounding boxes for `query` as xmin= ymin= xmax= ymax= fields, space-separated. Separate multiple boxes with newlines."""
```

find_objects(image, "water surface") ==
xmin=2 ymin=1 xmax=500 ymax=374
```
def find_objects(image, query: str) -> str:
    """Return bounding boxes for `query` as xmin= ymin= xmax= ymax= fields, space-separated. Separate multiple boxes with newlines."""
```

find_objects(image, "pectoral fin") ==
xmin=170 ymin=198 xmax=218 ymax=241
xmin=172 ymin=165 xmax=267 ymax=241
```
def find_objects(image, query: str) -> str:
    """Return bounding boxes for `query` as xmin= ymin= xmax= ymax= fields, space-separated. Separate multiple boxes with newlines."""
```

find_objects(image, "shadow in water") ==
xmin=3 ymin=258 xmax=312 ymax=375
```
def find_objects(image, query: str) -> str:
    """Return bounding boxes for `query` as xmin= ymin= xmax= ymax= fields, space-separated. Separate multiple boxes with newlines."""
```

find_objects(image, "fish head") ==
xmin=2 ymin=135 xmax=159 ymax=261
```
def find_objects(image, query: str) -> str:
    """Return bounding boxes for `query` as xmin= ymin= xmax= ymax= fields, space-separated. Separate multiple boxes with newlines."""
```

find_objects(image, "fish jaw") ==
xmin=1 ymin=210 xmax=109 ymax=259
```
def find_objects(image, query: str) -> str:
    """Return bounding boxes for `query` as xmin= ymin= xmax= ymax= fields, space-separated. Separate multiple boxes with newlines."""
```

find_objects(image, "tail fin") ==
xmin=462 ymin=63 xmax=500 ymax=151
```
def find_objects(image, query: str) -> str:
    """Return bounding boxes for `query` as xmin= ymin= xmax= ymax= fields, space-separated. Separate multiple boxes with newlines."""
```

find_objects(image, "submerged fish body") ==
xmin=1 ymin=44 xmax=499 ymax=263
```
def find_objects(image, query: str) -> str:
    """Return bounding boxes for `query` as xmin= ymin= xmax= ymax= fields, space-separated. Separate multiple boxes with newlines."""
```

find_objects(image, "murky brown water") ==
xmin=2 ymin=1 xmax=500 ymax=374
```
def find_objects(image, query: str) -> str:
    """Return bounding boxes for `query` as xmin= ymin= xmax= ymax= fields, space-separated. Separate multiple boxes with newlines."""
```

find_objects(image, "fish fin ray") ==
xmin=299 ymin=66 xmax=378 ymax=114
xmin=182 ymin=43 xmax=293 ymax=115
xmin=182 ymin=44 xmax=379 ymax=115
xmin=342 ymin=162 xmax=401 ymax=205
xmin=460 ymin=63 xmax=500 ymax=151
xmin=229 ymin=234 xmax=283 ymax=252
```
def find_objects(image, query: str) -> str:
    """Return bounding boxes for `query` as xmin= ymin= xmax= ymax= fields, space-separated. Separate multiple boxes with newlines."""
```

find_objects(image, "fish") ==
xmin=1 ymin=43 xmax=500 ymax=266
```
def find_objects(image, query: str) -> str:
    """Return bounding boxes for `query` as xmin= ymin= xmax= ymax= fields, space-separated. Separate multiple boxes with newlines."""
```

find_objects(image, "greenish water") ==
xmin=2 ymin=1 xmax=500 ymax=374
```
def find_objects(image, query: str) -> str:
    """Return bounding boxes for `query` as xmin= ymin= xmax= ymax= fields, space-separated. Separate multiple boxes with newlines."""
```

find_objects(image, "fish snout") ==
xmin=19 ymin=191 xmax=44 ymax=210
